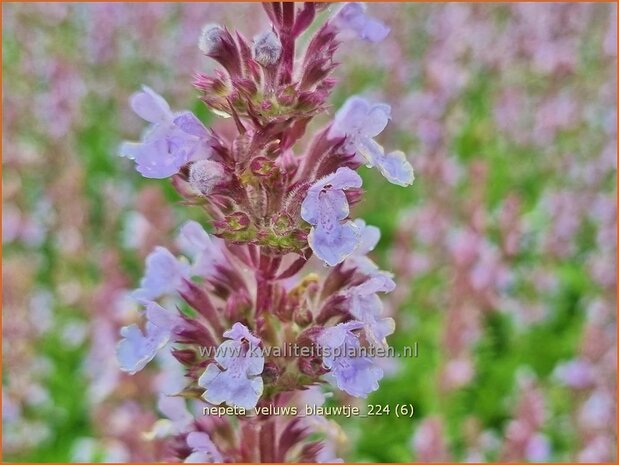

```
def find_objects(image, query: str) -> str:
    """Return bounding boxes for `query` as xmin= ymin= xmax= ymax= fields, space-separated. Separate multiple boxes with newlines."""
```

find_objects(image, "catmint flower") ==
xmin=119 ymin=86 xmax=212 ymax=179
xmin=344 ymin=219 xmax=382 ymax=275
xmin=553 ymin=359 xmax=594 ymax=389
xmin=329 ymin=96 xmax=414 ymax=186
xmin=116 ymin=302 xmax=183 ymax=374
xmin=198 ymin=323 xmax=264 ymax=409
xmin=147 ymin=395 xmax=194 ymax=439
xmin=199 ymin=24 xmax=225 ymax=55
xmin=318 ymin=321 xmax=383 ymax=398
xmin=189 ymin=159 xmax=228 ymax=196
xmin=177 ymin=220 xmax=227 ymax=278
xmin=333 ymin=3 xmax=390 ymax=43
xmin=346 ymin=273 xmax=396 ymax=347
xmin=185 ymin=432 xmax=223 ymax=463
xmin=301 ymin=167 xmax=363 ymax=266
xmin=252 ymin=30 xmax=282 ymax=67
xmin=132 ymin=246 xmax=190 ymax=301
xmin=412 ymin=417 xmax=449 ymax=462
xmin=525 ymin=434 xmax=551 ymax=462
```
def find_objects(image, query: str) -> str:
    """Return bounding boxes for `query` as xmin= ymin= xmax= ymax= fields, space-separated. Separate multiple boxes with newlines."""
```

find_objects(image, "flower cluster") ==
xmin=115 ymin=3 xmax=413 ymax=461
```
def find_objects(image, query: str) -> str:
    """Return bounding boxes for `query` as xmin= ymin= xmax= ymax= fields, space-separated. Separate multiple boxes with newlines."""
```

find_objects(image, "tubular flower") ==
xmin=119 ymin=86 xmax=213 ymax=179
xmin=329 ymin=96 xmax=414 ymax=186
xmin=117 ymin=302 xmax=184 ymax=374
xmin=301 ymin=167 xmax=363 ymax=266
xmin=333 ymin=2 xmax=391 ymax=43
xmin=198 ymin=323 xmax=264 ymax=409
xmin=317 ymin=321 xmax=384 ymax=398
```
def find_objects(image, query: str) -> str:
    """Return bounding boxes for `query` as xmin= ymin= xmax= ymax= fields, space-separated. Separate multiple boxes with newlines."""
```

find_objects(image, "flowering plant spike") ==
xmin=116 ymin=2 xmax=413 ymax=461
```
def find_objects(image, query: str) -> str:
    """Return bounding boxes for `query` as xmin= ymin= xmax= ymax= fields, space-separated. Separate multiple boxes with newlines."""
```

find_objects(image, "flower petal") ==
xmin=357 ymin=136 xmax=385 ymax=167
xmin=329 ymin=96 xmax=371 ymax=138
xmin=133 ymin=138 xmax=184 ymax=179
xmin=173 ymin=112 xmax=210 ymax=138
xmin=354 ymin=219 xmax=381 ymax=255
xmin=223 ymin=322 xmax=261 ymax=346
xmin=377 ymin=150 xmax=415 ymax=187
xmin=333 ymin=3 xmax=391 ymax=43
xmin=362 ymin=103 xmax=391 ymax=137
xmin=118 ymin=141 xmax=141 ymax=160
xmin=132 ymin=247 xmax=189 ymax=301
xmin=185 ymin=432 xmax=223 ymax=463
xmin=116 ymin=322 xmax=170 ymax=374
xmin=130 ymin=86 xmax=171 ymax=123
xmin=359 ymin=17 xmax=391 ymax=43
xmin=308 ymin=220 xmax=361 ymax=266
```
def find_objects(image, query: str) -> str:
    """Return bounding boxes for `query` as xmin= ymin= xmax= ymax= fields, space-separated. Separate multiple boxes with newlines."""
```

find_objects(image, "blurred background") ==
xmin=2 ymin=2 xmax=616 ymax=462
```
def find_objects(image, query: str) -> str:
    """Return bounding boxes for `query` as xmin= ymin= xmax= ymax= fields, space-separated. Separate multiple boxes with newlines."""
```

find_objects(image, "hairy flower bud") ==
xmin=199 ymin=23 xmax=225 ymax=55
xmin=298 ymin=355 xmax=328 ymax=377
xmin=189 ymin=159 xmax=227 ymax=195
xmin=293 ymin=306 xmax=313 ymax=327
xmin=262 ymin=362 xmax=281 ymax=384
xmin=252 ymin=30 xmax=282 ymax=67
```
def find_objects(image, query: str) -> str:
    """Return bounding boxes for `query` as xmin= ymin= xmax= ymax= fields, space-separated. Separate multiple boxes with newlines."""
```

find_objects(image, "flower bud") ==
xmin=189 ymin=159 xmax=227 ymax=196
xmin=199 ymin=23 xmax=225 ymax=55
xmin=297 ymin=355 xmax=328 ymax=377
xmin=293 ymin=307 xmax=313 ymax=327
xmin=252 ymin=31 xmax=282 ymax=67
xmin=172 ymin=348 xmax=198 ymax=366
xmin=262 ymin=362 xmax=281 ymax=385
xmin=224 ymin=291 xmax=252 ymax=321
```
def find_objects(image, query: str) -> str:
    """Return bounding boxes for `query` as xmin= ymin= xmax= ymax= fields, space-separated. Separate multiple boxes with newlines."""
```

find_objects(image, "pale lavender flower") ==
xmin=344 ymin=219 xmax=381 ymax=275
xmin=176 ymin=220 xmax=227 ymax=278
xmin=116 ymin=302 xmax=183 ymax=374
xmin=346 ymin=273 xmax=396 ymax=347
xmin=185 ymin=432 xmax=223 ymax=463
xmin=354 ymin=219 xmax=381 ymax=256
xmin=301 ymin=167 xmax=363 ymax=266
xmin=443 ymin=357 xmax=475 ymax=389
xmin=132 ymin=246 xmax=190 ymax=301
xmin=578 ymin=391 xmax=614 ymax=430
xmin=578 ymin=436 xmax=614 ymax=462
xmin=146 ymin=395 xmax=194 ymax=439
xmin=330 ymin=96 xmax=390 ymax=154
xmin=159 ymin=395 xmax=192 ymax=428
xmin=318 ymin=321 xmax=383 ymax=398
xmin=525 ymin=433 xmax=551 ymax=462
xmin=119 ymin=86 xmax=212 ymax=179
xmin=198 ymin=323 xmax=264 ymax=409
xmin=130 ymin=85 xmax=171 ymax=123
xmin=553 ymin=359 xmax=594 ymax=389
xmin=329 ymin=96 xmax=414 ymax=186
xmin=333 ymin=3 xmax=390 ymax=43
xmin=412 ymin=417 xmax=449 ymax=462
